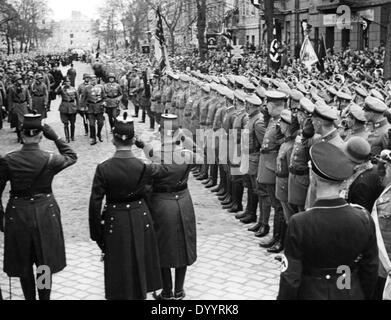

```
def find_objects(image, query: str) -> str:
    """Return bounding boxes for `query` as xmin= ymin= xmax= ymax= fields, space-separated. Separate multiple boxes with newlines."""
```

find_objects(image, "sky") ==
xmin=47 ymin=0 xmax=105 ymax=21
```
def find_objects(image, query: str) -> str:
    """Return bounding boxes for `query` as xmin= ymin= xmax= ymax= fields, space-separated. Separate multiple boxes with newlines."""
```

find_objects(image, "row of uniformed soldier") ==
xmin=152 ymin=69 xmax=391 ymax=257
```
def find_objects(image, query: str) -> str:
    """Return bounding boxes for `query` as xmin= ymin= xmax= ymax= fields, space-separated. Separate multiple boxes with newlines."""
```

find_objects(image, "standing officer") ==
xmin=89 ymin=113 xmax=162 ymax=300
xmin=77 ymin=74 xmax=90 ymax=136
xmin=29 ymin=73 xmax=49 ymax=119
xmin=104 ymin=73 xmax=123 ymax=131
xmin=258 ymin=91 xmax=286 ymax=252
xmin=57 ymin=77 xmax=79 ymax=143
xmin=278 ymin=142 xmax=378 ymax=300
xmin=288 ymin=97 xmax=315 ymax=213
xmin=364 ymin=96 xmax=390 ymax=156
xmin=340 ymin=103 xmax=368 ymax=141
xmin=7 ymin=74 xmax=32 ymax=143
xmin=127 ymin=69 xmax=141 ymax=118
xmin=0 ymin=115 xmax=77 ymax=300
xmin=238 ymin=93 xmax=264 ymax=225
xmin=81 ymin=74 xmax=106 ymax=145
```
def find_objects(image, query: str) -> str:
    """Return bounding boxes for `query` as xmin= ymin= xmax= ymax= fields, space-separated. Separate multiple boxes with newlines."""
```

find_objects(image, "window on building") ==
xmin=252 ymin=35 xmax=255 ymax=44
xmin=314 ymin=27 xmax=319 ymax=53
xmin=341 ymin=28 xmax=350 ymax=50
xmin=285 ymin=21 xmax=291 ymax=45
xmin=325 ymin=27 xmax=335 ymax=54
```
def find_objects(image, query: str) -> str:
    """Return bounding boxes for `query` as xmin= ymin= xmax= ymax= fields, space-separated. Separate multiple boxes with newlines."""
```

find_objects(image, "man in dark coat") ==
xmin=89 ymin=113 xmax=162 ymax=300
xmin=0 ymin=114 xmax=77 ymax=300
xmin=343 ymin=137 xmax=384 ymax=213
xmin=66 ymin=64 xmax=77 ymax=88
xmin=278 ymin=142 xmax=379 ymax=300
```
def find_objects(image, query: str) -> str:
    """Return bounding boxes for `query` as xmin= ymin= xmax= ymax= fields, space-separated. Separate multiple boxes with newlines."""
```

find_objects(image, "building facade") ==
xmin=47 ymin=11 xmax=98 ymax=52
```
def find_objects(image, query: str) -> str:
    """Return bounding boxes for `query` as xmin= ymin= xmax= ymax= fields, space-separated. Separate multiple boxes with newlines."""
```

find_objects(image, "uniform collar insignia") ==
xmin=374 ymin=118 xmax=388 ymax=129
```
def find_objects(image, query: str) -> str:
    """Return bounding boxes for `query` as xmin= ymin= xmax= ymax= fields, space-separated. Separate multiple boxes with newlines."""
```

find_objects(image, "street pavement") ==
xmin=0 ymin=62 xmax=280 ymax=300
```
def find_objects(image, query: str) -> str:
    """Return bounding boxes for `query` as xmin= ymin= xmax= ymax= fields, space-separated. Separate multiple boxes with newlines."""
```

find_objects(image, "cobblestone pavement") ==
xmin=0 ymin=62 xmax=280 ymax=300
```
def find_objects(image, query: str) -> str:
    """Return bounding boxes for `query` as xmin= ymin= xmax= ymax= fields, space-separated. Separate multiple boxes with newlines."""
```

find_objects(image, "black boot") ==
xmin=150 ymin=114 xmax=155 ymax=130
xmin=240 ymin=194 xmax=259 ymax=224
xmin=220 ymin=178 xmax=232 ymax=202
xmin=255 ymin=196 xmax=272 ymax=238
xmin=236 ymin=189 xmax=254 ymax=219
xmin=133 ymin=105 xmax=139 ymax=118
xmin=228 ymin=181 xmax=244 ymax=213
xmin=64 ymin=125 xmax=70 ymax=143
xmin=84 ymin=121 xmax=89 ymax=136
xmin=70 ymin=123 xmax=75 ymax=141
xmin=139 ymin=110 xmax=146 ymax=123
xmin=268 ymin=219 xmax=286 ymax=254
xmin=97 ymin=123 xmax=104 ymax=142
xmin=206 ymin=164 xmax=218 ymax=189
xmin=90 ymin=125 xmax=97 ymax=145
xmin=259 ymin=209 xmax=282 ymax=248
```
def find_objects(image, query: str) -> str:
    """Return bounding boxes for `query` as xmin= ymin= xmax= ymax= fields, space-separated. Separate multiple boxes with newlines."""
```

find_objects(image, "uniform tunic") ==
xmin=104 ymin=83 xmax=123 ymax=109
xmin=0 ymin=141 xmax=77 ymax=277
xmin=368 ymin=119 xmax=391 ymax=156
xmin=276 ymin=137 xmax=295 ymax=203
xmin=278 ymin=198 xmax=379 ymax=300
xmin=89 ymin=150 xmax=162 ymax=300
xmin=58 ymin=86 xmax=78 ymax=115
xmin=29 ymin=82 xmax=48 ymax=119
xmin=7 ymin=85 xmax=32 ymax=129
xmin=82 ymin=84 xmax=106 ymax=114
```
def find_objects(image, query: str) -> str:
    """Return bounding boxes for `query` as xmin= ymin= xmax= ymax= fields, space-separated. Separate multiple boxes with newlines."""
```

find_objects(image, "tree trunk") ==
xmin=6 ymin=34 xmax=11 ymax=56
xmin=196 ymin=0 xmax=207 ymax=61
xmin=385 ymin=4 xmax=391 ymax=80
xmin=264 ymin=0 xmax=275 ymax=70
xmin=169 ymin=29 xmax=175 ymax=55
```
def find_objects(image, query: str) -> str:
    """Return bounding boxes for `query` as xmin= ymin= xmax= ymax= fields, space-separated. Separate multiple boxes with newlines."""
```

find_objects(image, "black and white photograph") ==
xmin=0 ymin=0 xmax=391 ymax=305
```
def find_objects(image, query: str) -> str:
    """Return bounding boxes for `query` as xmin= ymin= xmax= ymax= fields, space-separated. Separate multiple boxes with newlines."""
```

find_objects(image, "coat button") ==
xmin=113 ymin=205 xmax=116 ymax=209
xmin=176 ymin=195 xmax=179 ymax=199
xmin=325 ymin=275 xmax=331 ymax=280
xmin=111 ymin=217 xmax=114 ymax=221
xmin=144 ymin=212 xmax=147 ymax=216
xmin=126 ymin=205 xmax=130 ymax=209
xmin=146 ymin=224 xmax=150 ymax=228
xmin=139 ymin=201 xmax=142 ymax=205
xmin=109 ymin=230 xmax=113 ymax=234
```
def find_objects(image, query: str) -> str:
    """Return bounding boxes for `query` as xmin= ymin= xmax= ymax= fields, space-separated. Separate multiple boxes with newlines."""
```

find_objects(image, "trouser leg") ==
xmin=97 ymin=113 xmax=104 ymax=141
xmin=174 ymin=267 xmax=187 ymax=294
xmin=161 ymin=268 xmax=173 ymax=295
xmin=20 ymin=268 xmax=36 ymax=301
xmin=70 ymin=114 xmax=76 ymax=141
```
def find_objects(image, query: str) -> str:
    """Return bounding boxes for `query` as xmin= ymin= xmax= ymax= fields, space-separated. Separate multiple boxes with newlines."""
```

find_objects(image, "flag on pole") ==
xmin=317 ymin=35 xmax=327 ymax=73
xmin=300 ymin=35 xmax=318 ymax=71
xmin=155 ymin=6 xmax=171 ymax=73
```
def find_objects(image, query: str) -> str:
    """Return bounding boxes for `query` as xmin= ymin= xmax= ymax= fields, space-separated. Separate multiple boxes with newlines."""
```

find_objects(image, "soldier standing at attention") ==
xmin=78 ymin=74 xmax=90 ymax=136
xmin=278 ymin=142 xmax=378 ymax=300
xmin=340 ymin=103 xmax=368 ymax=141
xmin=104 ymin=73 xmax=123 ymax=131
xmin=127 ymin=69 xmax=141 ymax=118
xmin=0 ymin=115 xmax=77 ymax=300
xmin=81 ymin=74 xmax=106 ymax=146
xmin=258 ymin=91 xmax=286 ymax=253
xmin=89 ymin=114 xmax=162 ymax=300
xmin=288 ymin=97 xmax=315 ymax=213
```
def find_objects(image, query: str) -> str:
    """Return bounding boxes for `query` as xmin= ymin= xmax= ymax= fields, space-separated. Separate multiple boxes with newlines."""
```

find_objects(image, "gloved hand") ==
xmin=42 ymin=124 xmax=59 ymax=141
xmin=302 ymin=118 xmax=315 ymax=139
xmin=261 ymin=106 xmax=271 ymax=125
xmin=135 ymin=137 xmax=145 ymax=149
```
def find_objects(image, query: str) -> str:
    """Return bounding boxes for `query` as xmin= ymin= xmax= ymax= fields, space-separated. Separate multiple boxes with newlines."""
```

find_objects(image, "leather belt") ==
xmin=88 ymin=100 xmax=103 ymax=104
xmin=276 ymin=173 xmax=289 ymax=178
xmin=153 ymin=184 xmax=188 ymax=193
xmin=304 ymin=265 xmax=358 ymax=279
xmin=33 ymin=94 xmax=44 ymax=97
xmin=289 ymin=167 xmax=309 ymax=176
xmin=107 ymin=95 xmax=120 ymax=99
xmin=106 ymin=194 xmax=144 ymax=204
xmin=14 ymin=100 xmax=27 ymax=104
xmin=11 ymin=188 xmax=53 ymax=198
xmin=261 ymin=148 xmax=279 ymax=155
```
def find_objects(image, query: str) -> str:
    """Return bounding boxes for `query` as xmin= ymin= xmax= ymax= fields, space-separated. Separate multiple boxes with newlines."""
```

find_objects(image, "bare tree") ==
xmin=146 ymin=0 xmax=185 ymax=55
xmin=195 ymin=0 xmax=207 ymax=61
